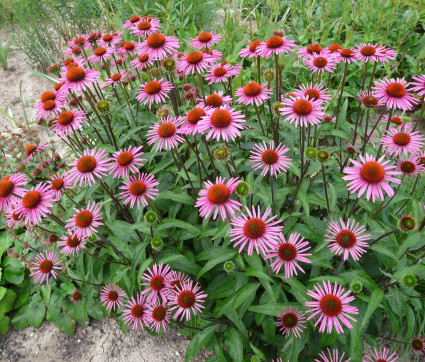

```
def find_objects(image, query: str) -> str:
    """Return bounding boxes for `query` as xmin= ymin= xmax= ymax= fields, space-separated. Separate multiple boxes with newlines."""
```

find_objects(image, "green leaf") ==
xmin=0 ymin=287 xmax=7 ymax=301
xmin=298 ymin=190 xmax=310 ymax=218
xmin=283 ymin=278 xmax=308 ymax=304
xmin=11 ymin=304 xmax=29 ymax=329
xmin=185 ymin=324 xmax=216 ymax=360
xmin=224 ymin=327 xmax=243 ymax=362
xmin=46 ymin=292 xmax=63 ymax=322
xmin=56 ymin=312 xmax=76 ymax=335
xmin=4 ymin=267 xmax=24 ymax=285
xmin=26 ymin=300 xmax=46 ymax=327
xmin=157 ymin=218 xmax=201 ymax=236
xmin=157 ymin=191 xmax=194 ymax=205
xmin=248 ymin=303 xmax=291 ymax=316
xmin=232 ymin=283 xmax=260 ymax=311
xmin=197 ymin=249 xmax=237 ymax=278
xmin=0 ymin=313 xmax=10 ymax=334
xmin=250 ymin=342 xmax=266 ymax=360
xmin=360 ymin=289 xmax=384 ymax=331
xmin=0 ymin=289 xmax=17 ymax=313
xmin=245 ymin=267 xmax=273 ymax=282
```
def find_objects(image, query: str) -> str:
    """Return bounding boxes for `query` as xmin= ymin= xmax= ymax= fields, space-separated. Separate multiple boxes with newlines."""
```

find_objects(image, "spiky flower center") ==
xmin=138 ymin=21 xmax=151 ymax=30
xmin=75 ymin=210 xmax=93 ymax=228
xmin=392 ymin=132 xmax=411 ymax=146
xmin=103 ymin=34 xmax=113 ymax=42
xmin=207 ymin=184 xmax=230 ymax=204
xmin=304 ymin=89 xmax=320 ymax=100
xmin=328 ymin=44 xmax=342 ymax=52
xmin=340 ymin=48 xmax=354 ymax=57
xmin=244 ymin=82 xmax=262 ymax=97
xmin=336 ymin=230 xmax=357 ymax=248
xmin=400 ymin=161 xmax=415 ymax=174
xmin=54 ymin=83 xmax=64 ymax=91
xmin=320 ymin=295 xmax=342 ymax=317
xmin=360 ymin=161 xmax=385 ymax=184
xmin=124 ymin=42 xmax=135 ymax=50
xmin=72 ymin=291 xmax=82 ymax=301
xmin=94 ymin=47 xmax=106 ymax=56
xmin=362 ymin=95 xmax=378 ymax=106
xmin=43 ymin=100 xmax=56 ymax=110
xmin=278 ymin=243 xmax=297 ymax=261
xmin=66 ymin=67 xmax=86 ymax=82
xmin=386 ymin=82 xmax=406 ymax=98
xmin=400 ymin=216 xmax=416 ymax=231
xmin=210 ymin=109 xmax=231 ymax=128
xmin=72 ymin=47 xmax=81 ymax=54
xmin=144 ymin=81 xmax=161 ymax=95
xmin=266 ymin=35 xmax=283 ymax=49
xmin=74 ymin=37 xmax=85 ymax=45
xmin=22 ymin=191 xmax=41 ymax=208
xmin=0 ymin=179 xmax=14 ymax=197
xmin=313 ymin=57 xmax=327 ymax=68
xmin=178 ymin=290 xmax=196 ymax=308
xmin=147 ymin=33 xmax=165 ymax=48
xmin=129 ymin=15 xmax=140 ymax=23
xmin=198 ymin=32 xmax=212 ymax=42
xmin=41 ymin=91 xmax=56 ymax=103
xmin=39 ymin=260 xmax=53 ymax=273
xmin=116 ymin=151 xmax=133 ymax=166
xmin=157 ymin=122 xmax=176 ymax=138
xmin=131 ymin=304 xmax=144 ymax=318
xmin=170 ymin=280 xmax=182 ymax=291
xmin=411 ymin=338 xmax=424 ymax=351
xmin=152 ymin=306 xmax=166 ymax=321
xmin=25 ymin=144 xmax=37 ymax=156
xmin=108 ymin=290 xmax=118 ymax=301
xmin=307 ymin=43 xmax=322 ymax=53
xmin=391 ymin=116 xmax=402 ymax=125
xmin=213 ymin=67 xmax=227 ymax=77
xmin=129 ymin=181 xmax=146 ymax=196
xmin=360 ymin=45 xmax=376 ymax=56
xmin=76 ymin=155 xmax=97 ymax=173
xmin=150 ymin=275 xmax=165 ymax=291
xmin=243 ymin=218 xmax=266 ymax=239
xmin=249 ymin=40 xmax=262 ymax=52
xmin=58 ymin=111 xmax=74 ymax=125
xmin=186 ymin=51 xmax=203 ymax=64
xmin=281 ymin=312 xmax=298 ymax=328
xmin=206 ymin=94 xmax=223 ymax=108
xmin=111 ymin=73 xmax=122 ymax=82
xmin=261 ymin=149 xmax=279 ymax=165
xmin=12 ymin=212 xmax=21 ymax=221
xmin=418 ymin=157 xmax=425 ymax=166
xmin=187 ymin=108 xmax=205 ymax=124
xmin=293 ymin=99 xmax=312 ymax=115
xmin=67 ymin=235 xmax=81 ymax=248
xmin=51 ymin=178 xmax=64 ymax=190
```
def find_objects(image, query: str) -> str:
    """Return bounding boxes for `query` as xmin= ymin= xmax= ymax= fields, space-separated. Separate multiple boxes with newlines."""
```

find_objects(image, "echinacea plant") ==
xmin=1 ymin=8 xmax=425 ymax=362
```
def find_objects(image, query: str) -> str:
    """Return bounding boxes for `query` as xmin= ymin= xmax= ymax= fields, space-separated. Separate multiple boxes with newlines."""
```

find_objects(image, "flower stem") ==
xmin=253 ymin=103 xmax=266 ymax=136
xmin=173 ymin=148 xmax=196 ymax=200
xmin=256 ymin=57 xmax=261 ymax=83
xmin=269 ymin=173 xmax=276 ymax=215
xmin=321 ymin=164 xmax=331 ymax=217
xmin=369 ymin=229 xmax=399 ymax=247
xmin=56 ymin=271 xmax=102 ymax=286
xmin=82 ymin=248 xmax=129 ymax=266
xmin=376 ymin=108 xmax=393 ymax=158
xmin=274 ymin=54 xmax=280 ymax=101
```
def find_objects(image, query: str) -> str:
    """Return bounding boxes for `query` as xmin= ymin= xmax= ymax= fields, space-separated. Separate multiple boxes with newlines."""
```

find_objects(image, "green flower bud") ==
xmin=144 ymin=211 xmax=157 ymax=225
xmin=399 ymin=214 xmax=416 ymax=232
xmin=250 ymin=356 xmax=261 ymax=362
xmin=162 ymin=57 xmax=176 ymax=71
xmin=263 ymin=69 xmax=275 ymax=82
xmin=150 ymin=237 xmax=163 ymax=251
xmin=350 ymin=280 xmax=363 ymax=294
xmin=401 ymin=273 xmax=417 ymax=288
xmin=278 ymin=60 xmax=286 ymax=69
xmin=273 ymin=102 xmax=283 ymax=115
xmin=156 ymin=105 xmax=171 ymax=119
xmin=305 ymin=147 xmax=317 ymax=160
xmin=317 ymin=150 xmax=330 ymax=163
xmin=213 ymin=145 xmax=230 ymax=162
xmin=235 ymin=181 xmax=250 ymax=197
xmin=223 ymin=260 xmax=235 ymax=273
xmin=149 ymin=68 xmax=161 ymax=77
xmin=96 ymin=100 xmax=110 ymax=113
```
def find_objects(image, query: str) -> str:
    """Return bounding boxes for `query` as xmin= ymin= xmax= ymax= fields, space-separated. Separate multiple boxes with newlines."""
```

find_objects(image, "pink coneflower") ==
xmin=276 ymin=306 xmax=307 ymax=338
xmin=325 ymin=218 xmax=371 ymax=261
xmin=67 ymin=148 xmax=110 ymax=187
xmin=198 ymin=106 xmax=246 ymax=142
xmin=279 ymin=96 xmax=325 ymax=127
xmin=354 ymin=43 xmax=384 ymax=62
xmin=14 ymin=184 xmax=55 ymax=225
xmin=5 ymin=206 xmax=24 ymax=229
xmin=57 ymin=233 xmax=86 ymax=256
xmin=23 ymin=143 xmax=48 ymax=164
xmin=64 ymin=46 xmax=83 ymax=56
xmin=410 ymin=74 xmax=425 ymax=96
xmin=323 ymin=115 xmax=336 ymax=123
xmin=85 ymin=30 xmax=101 ymax=45
xmin=190 ymin=31 xmax=222 ymax=49
xmin=100 ymin=283 xmax=126 ymax=311
xmin=411 ymin=337 xmax=425 ymax=355
xmin=265 ymin=232 xmax=312 ymax=277
xmin=176 ymin=50 xmax=215 ymax=74
xmin=414 ymin=150 xmax=425 ymax=168
xmin=201 ymin=48 xmax=222 ymax=62
xmin=146 ymin=301 xmax=171 ymax=333
xmin=372 ymin=77 xmax=419 ymax=111
xmin=195 ymin=176 xmax=241 ymax=221
xmin=168 ymin=280 xmax=207 ymax=321
xmin=109 ymin=145 xmax=145 ymax=179
xmin=68 ymin=35 xmax=87 ymax=49
xmin=123 ymin=15 xmax=142 ymax=29
xmin=130 ymin=54 xmax=154 ymax=70
xmin=249 ymin=141 xmax=292 ymax=178
xmin=138 ymin=33 xmax=180 ymax=60
xmin=381 ymin=124 xmax=425 ymax=156
xmin=297 ymin=43 xmax=328 ymax=59
xmin=136 ymin=78 xmax=173 ymax=108
xmin=36 ymin=96 xmax=66 ymax=119
xmin=315 ymin=348 xmax=351 ymax=362
xmin=198 ymin=91 xmax=232 ymax=108
xmin=335 ymin=48 xmax=358 ymax=64
xmin=146 ymin=116 xmax=185 ymax=151
xmin=376 ymin=45 xmax=397 ymax=63
xmin=65 ymin=201 xmax=103 ymax=239
xmin=48 ymin=172 xmax=72 ymax=200
xmin=363 ymin=347 xmax=398 ymax=362
xmin=205 ymin=63 xmax=240 ymax=84
xmin=70 ymin=290 xmax=82 ymax=304
xmin=357 ymin=91 xmax=385 ymax=108
xmin=258 ymin=35 xmax=296 ymax=58
xmin=141 ymin=263 xmax=173 ymax=302
xmin=305 ymin=281 xmax=359 ymax=334
xmin=112 ymin=55 xmax=127 ymax=68
xmin=235 ymin=82 xmax=273 ymax=106
xmin=88 ymin=46 xmax=113 ymax=63
xmin=294 ymin=82 xmax=332 ymax=103
xmin=51 ymin=109 xmax=86 ymax=138
xmin=117 ymin=41 xmax=138 ymax=56
xmin=130 ymin=17 xmax=160 ymax=38
xmin=60 ymin=66 xmax=101 ymax=93
xmin=0 ymin=174 xmax=27 ymax=212
xmin=343 ymin=154 xmax=402 ymax=202
xmin=304 ymin=53 xmax=338 ymax=74
xmin=180 ymin=107 xmax=206 ymax=135
xmin=119 ymin=173 xmax=159 ymax=209
xmin=98 ymin=32 xmax=123 ymax=47
xmin=239 ymin=40 xmax=263 ymax=58
xmin=396 ymin=155 xmax=423 ymax=177
xmin=104 ymin=70 xmax=128 ymax=88
xmin=30 ymin=250 xmax=62 ymax=285
xmin=123 ymin=293 xmax=150 ymax=330
xmin=229 ymin=206 xmax=283 ymax=256
xmin=167 ymin=271 xmax=191 ymax=292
